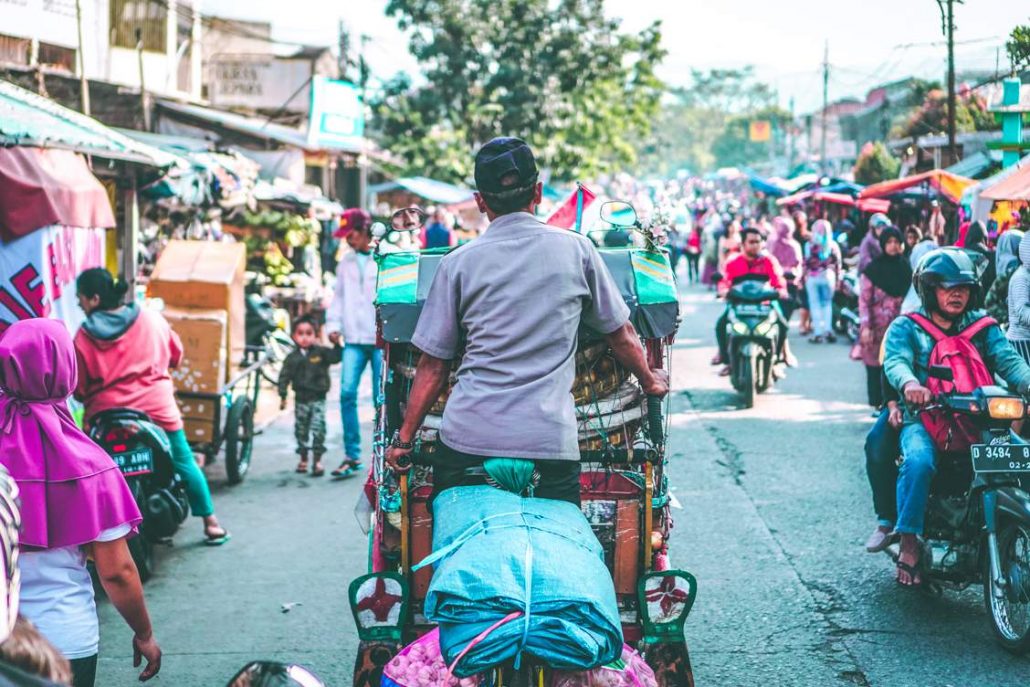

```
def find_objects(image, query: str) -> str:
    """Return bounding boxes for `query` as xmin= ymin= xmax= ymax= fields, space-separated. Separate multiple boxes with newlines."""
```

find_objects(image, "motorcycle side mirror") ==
xmin=227 ymin=661 xmax=325 ymax=687
xmin=599 ymin=200 xmax=638 ymax=227
xmin=391 ymin=206 xmax=427 ymax=233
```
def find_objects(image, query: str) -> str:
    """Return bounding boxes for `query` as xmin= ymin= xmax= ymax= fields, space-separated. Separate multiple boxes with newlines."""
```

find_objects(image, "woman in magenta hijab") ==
xmin=0 ymin=319 xmax=161 ymax=686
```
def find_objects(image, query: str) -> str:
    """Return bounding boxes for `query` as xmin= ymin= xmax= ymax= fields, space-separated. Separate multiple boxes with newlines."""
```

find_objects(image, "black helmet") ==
xmin=913 ymin=247 xmax=980 ymax=312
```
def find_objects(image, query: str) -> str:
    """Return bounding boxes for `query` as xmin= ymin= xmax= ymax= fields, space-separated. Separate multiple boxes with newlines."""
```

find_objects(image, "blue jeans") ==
xmin=340 ymin=344 xmax=383 ymax=460
xmin=897 ymin=423 xmax=937 ymax=535
xmin=865 ymin=408 xmax=899 ymax=527
xmin=805 ymin=273 xmax=834 ymax=337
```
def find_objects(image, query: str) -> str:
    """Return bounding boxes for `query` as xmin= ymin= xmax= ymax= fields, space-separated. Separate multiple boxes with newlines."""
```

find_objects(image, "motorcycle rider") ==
xmin=713 ymin=226 xmax=797 ymax=377
xmin=882 ymin=248 xmax=1030 ymax=586
xmin=384 ymin=137 xmax=669 ymax=500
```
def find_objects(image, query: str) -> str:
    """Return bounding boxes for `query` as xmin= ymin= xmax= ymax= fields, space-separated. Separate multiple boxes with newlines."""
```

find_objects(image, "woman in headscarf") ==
xmin=858 ymin=213 xmax=891 ymax=272
xmin=0 ymin=319 xmax=161 ymax=686
xmin=858 ymin=226 xmax=911 ymax=407
xmin=962 ymin=221 xmax=996 ymax=291
xmin=792 ymin=210 xmax=813 ymax=334
xmin=803 ymin=219 xmax=842 ymax=343
xmin=1007 ymin=232 xmax=1030 ymax=364
xmin=767 ymin=216 xmax=803 ymax=318
xmin=985 ymin=229 xmax=1024 ymax=327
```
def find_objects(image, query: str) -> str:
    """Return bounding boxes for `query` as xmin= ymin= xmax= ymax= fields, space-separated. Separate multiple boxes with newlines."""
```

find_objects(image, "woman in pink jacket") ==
xmin=73 ymin=269 xmax=229 ymax=545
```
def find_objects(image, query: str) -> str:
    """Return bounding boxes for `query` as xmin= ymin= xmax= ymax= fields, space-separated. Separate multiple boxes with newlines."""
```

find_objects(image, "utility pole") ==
xmin=136 ymin=30 xmax=150 ymax=131
xmin=820 ymin=40 xmax=829 ymax=174
xmin=788 ymin=96 xmax=796 ymax=172
xmin=938 ymin=0 xmax=960 ymax=163
xmin=74 ymin=0 xmax=90 ymax=115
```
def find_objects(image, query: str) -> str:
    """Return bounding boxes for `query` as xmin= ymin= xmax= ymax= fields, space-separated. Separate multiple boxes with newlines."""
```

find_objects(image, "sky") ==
xmin=208 ymin=0 xmax=1028 ymax=113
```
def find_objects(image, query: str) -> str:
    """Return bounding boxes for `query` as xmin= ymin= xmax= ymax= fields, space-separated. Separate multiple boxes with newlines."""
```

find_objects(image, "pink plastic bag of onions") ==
xmin=381 ymin=628 xmax=481 ymax=687
xmin=550 ymin=645 xmax=658 ymax=687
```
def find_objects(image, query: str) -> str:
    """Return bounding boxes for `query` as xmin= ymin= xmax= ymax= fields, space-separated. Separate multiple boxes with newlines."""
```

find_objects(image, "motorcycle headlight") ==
xmin=754 ymin=321 xmax=773 ymax=336
xmin=731 ymin=322 xmax=749 ymax=335
xmin=987 ymin=397 xmax=1025 ymax=420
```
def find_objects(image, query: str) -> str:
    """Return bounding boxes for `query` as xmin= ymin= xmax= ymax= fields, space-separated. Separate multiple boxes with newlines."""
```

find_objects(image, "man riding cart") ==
xmin=349 ymin=139 xmax=696 ymax=687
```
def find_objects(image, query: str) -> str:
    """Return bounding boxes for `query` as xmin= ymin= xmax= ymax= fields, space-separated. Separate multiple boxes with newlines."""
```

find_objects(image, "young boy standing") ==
xmin=278 ymin=316 xmax=342 ymax=476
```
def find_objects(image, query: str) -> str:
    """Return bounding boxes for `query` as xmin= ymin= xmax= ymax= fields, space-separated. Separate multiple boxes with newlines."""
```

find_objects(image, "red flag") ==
xmin=545 ymin=183 xmax=597 ymax=231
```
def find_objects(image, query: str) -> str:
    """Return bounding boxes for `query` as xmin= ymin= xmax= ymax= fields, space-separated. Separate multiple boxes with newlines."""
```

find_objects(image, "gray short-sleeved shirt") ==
xmin=411 ymin=212 xmax=631 ymax=460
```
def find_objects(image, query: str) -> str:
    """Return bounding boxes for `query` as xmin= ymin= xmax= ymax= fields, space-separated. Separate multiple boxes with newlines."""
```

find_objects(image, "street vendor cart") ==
xmin=149 ymin=240 xmax=261 ymax=484
xmin=349 ymin=204 xmax=697 ymax=687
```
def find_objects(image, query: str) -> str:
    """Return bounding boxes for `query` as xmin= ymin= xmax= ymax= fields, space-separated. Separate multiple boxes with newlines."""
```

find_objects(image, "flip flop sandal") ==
xmin=204 ymin=528 xmax=231 ymax=546
xmin=331 ymin=461 xmax=363 ymax=479
xmin=896 ymin=560 xmax=923 ymax=588
xmin=311 ymin=465 xmax=325 ymax=477
xmin=295 ymin=462 xmax=309 ymax=474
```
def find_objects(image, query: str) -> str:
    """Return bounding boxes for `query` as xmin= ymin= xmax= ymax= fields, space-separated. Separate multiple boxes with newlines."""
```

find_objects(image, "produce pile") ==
xmin=233 ymin=209 xmax=322 ymax=286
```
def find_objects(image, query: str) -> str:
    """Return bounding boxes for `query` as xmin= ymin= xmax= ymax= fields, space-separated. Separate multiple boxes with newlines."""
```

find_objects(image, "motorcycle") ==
xmin=88 ymin=409 xmax=189 ymax=582
xmin=226 ymin=661 xmax=325 ymax=687
xmin=725 ymin=275 xmax=781 ymax=408
xmin=885 ymin=384 xmax=1030 ymax=653
xmin=832 ymin=269 xmax=860 ymax=343
xmin=245 ymin=291 xmax=293 ymax=385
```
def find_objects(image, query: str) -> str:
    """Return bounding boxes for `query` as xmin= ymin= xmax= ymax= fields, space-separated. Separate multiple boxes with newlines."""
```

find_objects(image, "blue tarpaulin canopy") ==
xmin=747 ymin=174 xmax=789 ymax=197
xmin=368 ymin=176 xmax=474 ymax=205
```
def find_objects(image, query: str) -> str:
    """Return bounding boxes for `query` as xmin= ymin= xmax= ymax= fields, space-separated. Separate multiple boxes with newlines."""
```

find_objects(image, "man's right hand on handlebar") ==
xmin=642 ymin=369 xmax=670 ymax=397
xmin=903 ymin=382 xmax=933 ymax=408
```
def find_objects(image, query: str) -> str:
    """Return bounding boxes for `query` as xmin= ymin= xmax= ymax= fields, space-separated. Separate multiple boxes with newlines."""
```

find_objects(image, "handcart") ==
xmin=349 ymin=203 xmax=697 ymax=686
xmin=177 ymin=346 xmax=268 ymax=485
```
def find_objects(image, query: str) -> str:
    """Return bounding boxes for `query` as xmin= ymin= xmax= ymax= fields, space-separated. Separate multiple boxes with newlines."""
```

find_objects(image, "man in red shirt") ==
xmin=714 ymin=226 xmax=796 ymax=375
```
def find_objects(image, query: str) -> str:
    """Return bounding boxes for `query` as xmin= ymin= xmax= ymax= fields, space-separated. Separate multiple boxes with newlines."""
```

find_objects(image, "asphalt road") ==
xmin=96 ymin=285 xmax=1030 ymax=686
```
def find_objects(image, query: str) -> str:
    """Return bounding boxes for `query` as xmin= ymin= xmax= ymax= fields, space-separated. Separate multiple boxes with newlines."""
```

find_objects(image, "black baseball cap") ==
xmin=474 ymin=137 xmax=539 ymax=194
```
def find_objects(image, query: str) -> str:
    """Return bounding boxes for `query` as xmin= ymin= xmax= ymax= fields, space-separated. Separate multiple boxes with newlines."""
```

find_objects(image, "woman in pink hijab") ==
xmin=0 ymin=319 xmax=161 ymax=686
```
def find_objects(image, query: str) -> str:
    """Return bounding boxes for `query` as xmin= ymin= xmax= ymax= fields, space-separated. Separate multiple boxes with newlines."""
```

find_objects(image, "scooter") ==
xmin=833 ymin=270 xmax=860 ymax=342
xmin=725 ymin=275 xmax=781 ymax=408
xmin=884 ymin=384 xmax=1030 ymax=653
xmin=226 ymin=661 xmax=325 ymax=686
xmin=88 ymin=409 xmax=189 ymax=582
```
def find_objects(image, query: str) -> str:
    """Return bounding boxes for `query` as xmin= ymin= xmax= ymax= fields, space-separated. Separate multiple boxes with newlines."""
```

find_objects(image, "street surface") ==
xmin=97 ymin=285 xmax=1030 ymax=686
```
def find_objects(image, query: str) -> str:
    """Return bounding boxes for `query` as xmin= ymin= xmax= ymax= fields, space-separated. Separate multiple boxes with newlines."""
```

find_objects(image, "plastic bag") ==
xmin=381 ymin=628 xmax=481 ymax=687
xmin=550 ymin=645 xmax=658 ymax=687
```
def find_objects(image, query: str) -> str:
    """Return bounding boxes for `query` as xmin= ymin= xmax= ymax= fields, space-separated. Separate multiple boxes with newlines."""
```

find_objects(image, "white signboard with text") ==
xmin=208 ymin=58 xmax=312 ymax=112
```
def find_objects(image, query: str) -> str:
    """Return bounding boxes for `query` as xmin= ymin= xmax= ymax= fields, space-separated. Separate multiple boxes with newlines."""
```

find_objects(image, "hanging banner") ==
xmin=0 ymin=225 xmax=106 ymax=335
xmin=749 ymin=120 xmax=772 ymax=142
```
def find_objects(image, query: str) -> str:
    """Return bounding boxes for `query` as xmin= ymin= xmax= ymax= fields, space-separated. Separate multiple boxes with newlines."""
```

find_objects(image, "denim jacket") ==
xmin=883 ymin=307 xmax=1030 ymax=425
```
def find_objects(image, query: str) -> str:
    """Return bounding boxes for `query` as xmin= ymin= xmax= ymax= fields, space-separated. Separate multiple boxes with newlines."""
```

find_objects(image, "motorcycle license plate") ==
xmin=112 ymin=447 xmax=153 ymax=476
xmin=734 ymin=304 xmax=769 ymax=316
xmin=970 ymin=444 xmax=1030 ymax=473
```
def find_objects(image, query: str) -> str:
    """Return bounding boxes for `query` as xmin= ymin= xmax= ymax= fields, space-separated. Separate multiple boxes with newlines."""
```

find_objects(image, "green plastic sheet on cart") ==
xmin=376 ymin=252 xmax=420 ymax=305
xmin=629 ymin=250 xmax=677 ymax=305
xmin=375 ymin=246 xmax=681 ymax=344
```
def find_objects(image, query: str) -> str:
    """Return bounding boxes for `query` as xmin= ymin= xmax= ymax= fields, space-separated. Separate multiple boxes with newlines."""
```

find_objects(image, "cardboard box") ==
xmin=164 ymin=308 xmax=227 ymax=394
xmin=175 ymin=395 xmax=218 ymax=420
xmin=149 ymin=240 xmax=246 ymax=368
xmin=183 ymin=417 xmax=216 ymax=445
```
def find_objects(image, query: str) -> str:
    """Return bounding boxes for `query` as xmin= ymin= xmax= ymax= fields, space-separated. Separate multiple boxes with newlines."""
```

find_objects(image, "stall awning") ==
xmin=0 ymin=80 xmax=176 ymax=169
xmin=858 ymin=170 xmax=974 ymax=204
xmin=945 ymin=151 xmax=1002 ymax=180
xmin=981 ymin=164 xmax=1030 ymax=202
xmin=0 ymin=147 xmax=115 ymax=241
xmin=368 ymin=176 xmax=474 ymax=205
xmin=857 ymin=198 xmax=891 ymax=214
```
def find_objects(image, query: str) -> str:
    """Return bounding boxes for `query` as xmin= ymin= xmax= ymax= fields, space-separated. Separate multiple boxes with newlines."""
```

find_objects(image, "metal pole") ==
xmin=74 ymin=0 xmax=90 ymax=115
xmin=820 ymin=41 xmax=829 ymax=175
xmin=942 ymin=0 xmax=958 ymax=163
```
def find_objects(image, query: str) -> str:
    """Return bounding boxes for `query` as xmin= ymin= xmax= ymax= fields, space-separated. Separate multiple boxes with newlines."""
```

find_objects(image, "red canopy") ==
xmin=857 ymin=170 xmax=974 ymax=204
xmin=0 ymin=147 xmax=115 ymax=242
xmin=856 ymin=198 xmax=891 ymax=214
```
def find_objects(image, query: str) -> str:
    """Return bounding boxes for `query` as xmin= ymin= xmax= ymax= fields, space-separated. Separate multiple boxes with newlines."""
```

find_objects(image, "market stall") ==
xmin=859 ymin=169 xmax=975 ymax=234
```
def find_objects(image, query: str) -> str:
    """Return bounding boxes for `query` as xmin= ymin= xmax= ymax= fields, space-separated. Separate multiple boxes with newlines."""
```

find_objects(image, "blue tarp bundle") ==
xmin=417 ymin=486 xmax=622 ymax=677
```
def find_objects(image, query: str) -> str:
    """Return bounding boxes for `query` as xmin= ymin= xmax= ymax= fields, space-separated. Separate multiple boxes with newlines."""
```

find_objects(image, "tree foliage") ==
xmin=370 ymin=0 xmax=665 ymax=184
xmin=635 ymin=67 xmax=777 ymax=176
xmin=891 ymin=89 xmax=996 ymax=139
xmin=853 ymin=141 xmax=900 ymax=185
xmin=1007 ymin=25 xmax=1030 ymax=72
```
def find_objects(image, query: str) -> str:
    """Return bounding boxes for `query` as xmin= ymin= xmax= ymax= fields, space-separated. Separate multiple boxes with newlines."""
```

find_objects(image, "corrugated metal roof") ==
xmin=368 ymin=176 xmax=473 ymax=205
xmin=155 ymin=99 xmax=364 ymax=153
xmin=0 ymin=79 xmax=177 ymax=168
